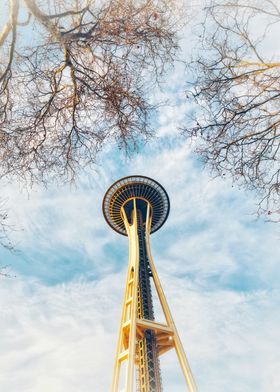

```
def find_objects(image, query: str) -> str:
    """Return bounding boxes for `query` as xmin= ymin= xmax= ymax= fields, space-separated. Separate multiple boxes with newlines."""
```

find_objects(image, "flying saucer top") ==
xmin=102 ymin=175 xmax=170 ymax=236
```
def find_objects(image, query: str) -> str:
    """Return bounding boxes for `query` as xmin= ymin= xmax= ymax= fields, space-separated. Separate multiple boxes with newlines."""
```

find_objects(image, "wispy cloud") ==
xmin=0 ymin=3 xmax=280 ymax=390
xmin=0 ymin=272 xmax=279 ymax=391
xmin=0 ymin=136 xmax=279 ymax=391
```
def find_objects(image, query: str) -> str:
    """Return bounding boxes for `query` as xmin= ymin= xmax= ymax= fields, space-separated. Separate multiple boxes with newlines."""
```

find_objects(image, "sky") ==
xmin=1 ymin=1 xmax=280 ymax=392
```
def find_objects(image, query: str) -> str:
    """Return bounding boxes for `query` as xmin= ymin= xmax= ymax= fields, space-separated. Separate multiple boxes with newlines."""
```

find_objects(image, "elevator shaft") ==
xmin=136 ymin=208 xmax=162 ymax=392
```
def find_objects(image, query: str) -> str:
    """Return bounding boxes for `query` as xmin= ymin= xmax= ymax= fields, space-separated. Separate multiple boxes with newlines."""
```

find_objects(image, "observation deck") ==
xmin=102 ymin=175 xmax=170 ymax=236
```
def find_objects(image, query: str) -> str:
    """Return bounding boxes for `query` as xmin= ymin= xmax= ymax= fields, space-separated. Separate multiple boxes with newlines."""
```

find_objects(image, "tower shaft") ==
xmin=136 ymin=209 xmax=162 ymax=392
xmin=110 ymin=198 xmax=197 ymax=392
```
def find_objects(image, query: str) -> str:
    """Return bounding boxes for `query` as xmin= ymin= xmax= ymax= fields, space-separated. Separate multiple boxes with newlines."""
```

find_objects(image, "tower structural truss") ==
xmin=103 ymin=175 xmax=197 ymax=392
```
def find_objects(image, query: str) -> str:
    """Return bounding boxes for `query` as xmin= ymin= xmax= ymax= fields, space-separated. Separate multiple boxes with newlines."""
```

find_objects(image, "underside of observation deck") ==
xmin=102 ymin=175 xmax=170 ymax=236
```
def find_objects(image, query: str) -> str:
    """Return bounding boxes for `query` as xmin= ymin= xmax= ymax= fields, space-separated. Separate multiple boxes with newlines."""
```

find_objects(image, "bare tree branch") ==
xmin=0 ymin=0 xmax=180 ymax=184
xmin=0 ymin=200 xmax=14 ymax=252
xmin=0 ymin=265 xmax=16 ymax=278
xmin=184 ymin=0 xmax=280 ymax=219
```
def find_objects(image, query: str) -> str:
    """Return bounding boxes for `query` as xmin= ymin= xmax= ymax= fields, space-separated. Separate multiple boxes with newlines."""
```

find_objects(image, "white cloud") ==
xmin=0 ymin=273 xmax=279 ymax=392
xmin=1 ymin=131 xmax=280 ymax=390
xmin=0 ymin=3 xmax=279 ymax=390
xmin=1 ymin=137 xmax=280 ymax=391
xmin=0 ymin=274 xmax=122 ymax=392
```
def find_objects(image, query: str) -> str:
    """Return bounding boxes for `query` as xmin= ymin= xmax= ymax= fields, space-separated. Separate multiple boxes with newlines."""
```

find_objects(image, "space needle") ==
xmin=103 ymin=175 xmax=197 ymax=392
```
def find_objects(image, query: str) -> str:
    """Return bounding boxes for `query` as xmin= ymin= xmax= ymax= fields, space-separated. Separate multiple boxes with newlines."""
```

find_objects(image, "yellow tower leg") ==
xmin=111 ymin=199 xmax=197 ymax=392
xmin=145 ymin=205 xmax=198 ymax=392
xmin=111 ymin=199 xmax=140 ymax=392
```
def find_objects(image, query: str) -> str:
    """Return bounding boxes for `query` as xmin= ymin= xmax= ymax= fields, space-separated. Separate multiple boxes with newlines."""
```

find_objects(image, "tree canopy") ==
xmin=0 ymin=0 xmax=178 ymax=183
xmin=185 ymin=0 xmax=280 ymax=218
